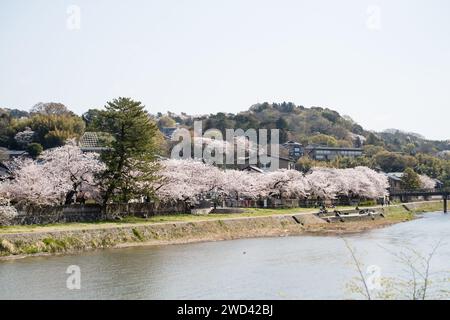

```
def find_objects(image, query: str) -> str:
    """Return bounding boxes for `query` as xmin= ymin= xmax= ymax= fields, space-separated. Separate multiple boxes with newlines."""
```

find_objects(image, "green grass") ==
xmin=132 ymin=228 xmax=144 ymax=241
xmin=383 ymin=200 xmax=443 ymax=221
xmin=384 ymin=205 xmax=415 ymax=221
xmin=0 ymin=201 xmax=442 ymax=235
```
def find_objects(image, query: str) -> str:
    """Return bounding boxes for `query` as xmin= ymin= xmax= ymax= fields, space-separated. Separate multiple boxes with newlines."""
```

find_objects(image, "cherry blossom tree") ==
xmin=257 ymin=170 xmax=310 ymax=199
xmin=154 ymin=159 xmax=224 ymax=204
xmin=39 ymin=141 xmax=105 ymax=204
xmin=419 ymin=174 xmax=436 ymax=189
xmin=305 ymin=168 xmax=341 ymax=199
xmin=221 ymin=169 xmax=262 ymax=199
xmin=351 ymin=166 xmax=389 ymax=199
xmin=0 ymin=142 xmax=104 ymax=206
xmin=0 ymin=158 xmax=68 ymax=206
xmin=306 ymin=167 xmax=388 ymax=200
xmin=0 ymin=149 xmax=391 ymax=209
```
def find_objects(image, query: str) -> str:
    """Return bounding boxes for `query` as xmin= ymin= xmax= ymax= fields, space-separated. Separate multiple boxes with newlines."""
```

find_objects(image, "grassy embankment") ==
xmin=0 ymin=206 xmax=348 ymax=235
xmin=0 ymin=201 xmax=443 ymax=258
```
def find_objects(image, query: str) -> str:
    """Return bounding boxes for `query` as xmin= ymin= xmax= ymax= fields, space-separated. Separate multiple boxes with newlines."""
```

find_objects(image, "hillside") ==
xmin=159 ymin=102 xmax=449 ymax=154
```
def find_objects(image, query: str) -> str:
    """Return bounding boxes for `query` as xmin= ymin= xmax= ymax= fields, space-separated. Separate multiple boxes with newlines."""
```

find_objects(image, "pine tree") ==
xmin=98 ymin=97 xmax=160 ymax=204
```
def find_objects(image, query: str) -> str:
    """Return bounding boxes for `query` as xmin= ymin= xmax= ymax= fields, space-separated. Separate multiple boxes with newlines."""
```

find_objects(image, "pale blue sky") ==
xmin=1 ymin=0 xmax=449 ymax=140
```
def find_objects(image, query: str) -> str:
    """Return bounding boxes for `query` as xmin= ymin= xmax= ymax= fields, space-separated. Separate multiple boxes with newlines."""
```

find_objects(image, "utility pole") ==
xmin=444 ymin=193 xmax=448 ymax=213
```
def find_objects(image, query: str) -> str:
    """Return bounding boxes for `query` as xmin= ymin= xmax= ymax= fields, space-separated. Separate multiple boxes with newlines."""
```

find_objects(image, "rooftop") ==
xmin=305 ymin=144 xmax=363 ymax=151
xmin=79 ymin=132 xmax=111 ymax=151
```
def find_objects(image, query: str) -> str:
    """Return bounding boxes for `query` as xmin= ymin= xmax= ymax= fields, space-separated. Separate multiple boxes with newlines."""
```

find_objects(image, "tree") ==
xmin=26 ymin=143 xmax=43 ymax=159
xmin=30 ymin=102 xmax=73 ymax=116
xmin=365 ymin=132 xmax=384 ymax=146
xmin=82 ymin=108 xmax=105 ymax=130
xmin=260 ymin=170 xmax=310 ymax=199
xmin=374 ymin=151 xmax=417 ymax=172
xmin=13 ymin=113 xmax=85 ymax=148
xmin=296 ymin=156 xmax=329 ymax=173
xmin=39 ymin=142 xmax=105 ymax=204
xmin=157 ymin=115 xmax=176 ymax=128
xmin=306 ymin=167 xmax=388 ymax=200
xmin=401 ymin=168 xmax=421 ymax=190
xmin=14 ymin=128 xmax=35 ymax=148
xmin=363 ymin=145 xmax=385 ymax=157
xmin=98 ymin=97 xmax=160 ymax=204
xmin=0 ymin=143 xmax=104 ymax=206
xmin=154 ymin=159 xmax=224 ymax=206
xmin=0 ymin=158 xmax=70 ymax=206
xmin=0 ymin=112 xmax=13 ymax=147
xmin=419 ymin=174 xmax=436 ymax=189
xmin=309 ymin=134 xmax=338 ymax=147
xmin=403 ymin=143 xmax=417 ymax=155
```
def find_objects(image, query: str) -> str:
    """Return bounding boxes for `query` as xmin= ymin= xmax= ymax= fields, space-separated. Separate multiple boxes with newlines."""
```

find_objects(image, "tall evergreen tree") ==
xmin=98 ymin=97 xmax=159 ymax=204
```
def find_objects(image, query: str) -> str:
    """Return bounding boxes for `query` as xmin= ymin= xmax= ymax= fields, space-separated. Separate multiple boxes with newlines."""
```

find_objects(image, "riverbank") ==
xmin=0 ymin=201 xmax=443 ymax=259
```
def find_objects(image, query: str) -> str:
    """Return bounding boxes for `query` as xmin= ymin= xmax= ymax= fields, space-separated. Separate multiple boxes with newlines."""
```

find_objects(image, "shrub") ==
xmin=26 ymin=143 xmax=43 ymax=159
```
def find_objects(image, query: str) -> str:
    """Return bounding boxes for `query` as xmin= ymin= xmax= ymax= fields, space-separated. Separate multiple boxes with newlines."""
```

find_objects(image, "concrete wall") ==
xmin=11 ymin=202 xmax=190 ymax=225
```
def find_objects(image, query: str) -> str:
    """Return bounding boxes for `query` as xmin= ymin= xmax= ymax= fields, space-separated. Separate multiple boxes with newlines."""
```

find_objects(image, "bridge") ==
xmin=389 ymin=188 xmax=449 ymax=213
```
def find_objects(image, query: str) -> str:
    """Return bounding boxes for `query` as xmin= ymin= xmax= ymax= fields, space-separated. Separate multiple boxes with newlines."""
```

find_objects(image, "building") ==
xmin=240 ymin=165 xmax=264 ymax=173
xmin=304 ymin=145 xmax=363 ymax=161
xmin=235 ymin=154 xmax=295 ymax=172
xmin=385 ymin=172 xmax=442 ymax=191
xmin=281 ymin=141 xmax=304 ymax=160
xmin=434 ymin=179 xmax=444 ymax=189
xmin=78 ymin=132 xmax=111 ymax=153
xmin=385 ymin=172 xmax=403 ymax=191
xmin=258 ymin=154 xmax=296 ymax=171
xmin=0 ymin=149 xmax=27 ymax=159
xmin=0 ymin=148 xmax=27 ymax=181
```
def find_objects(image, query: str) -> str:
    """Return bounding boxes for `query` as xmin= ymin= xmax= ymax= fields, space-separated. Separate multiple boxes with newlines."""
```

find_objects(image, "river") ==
xmin=1 ymin=212 xmax=449 ymax=299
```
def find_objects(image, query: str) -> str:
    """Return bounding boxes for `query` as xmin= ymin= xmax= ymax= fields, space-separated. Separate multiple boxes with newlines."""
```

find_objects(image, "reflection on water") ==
xmin=0 ymin=212 xmax=449 ymax=299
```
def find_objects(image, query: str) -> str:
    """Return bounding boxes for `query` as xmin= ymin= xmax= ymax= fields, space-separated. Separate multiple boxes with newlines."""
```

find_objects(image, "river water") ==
xmin=0 ymin=212 xmax=449 ymax=300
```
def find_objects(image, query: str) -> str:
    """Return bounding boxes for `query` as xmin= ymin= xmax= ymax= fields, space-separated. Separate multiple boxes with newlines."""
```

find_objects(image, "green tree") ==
xmin=296 ymin=156 xmax=330 ymax=172
xmin=366 ymin=132 xmax=384 ymax=146
xmin=363 ymin=145 xmax=385 ymax=157
xmin=401 ymin=168 xmax=421 ymax=190
xmin=98 ymin=97 xmax=160 ymax=204
xmin=157 ymin=115 xmax=176 ymax=128
xmin=26 ymin=143 xmax=43 ymax=159
xmin=403 ymin=143 xmax=417 ymax=155
xmin=82 ymin=108 xmax=105 ymax=131
xmin=308 ymin=134 xmax=338 ymax=147
xmin=374 ymin=151 xmax=417 ymax=172
xmin=13 ymin=113 xmax=85 ymax=148
xmin=0 ymin=112 xmax=12 ymax=147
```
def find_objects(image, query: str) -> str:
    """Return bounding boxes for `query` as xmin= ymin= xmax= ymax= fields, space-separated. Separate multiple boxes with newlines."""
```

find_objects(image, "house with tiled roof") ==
xmin=78 ymin=132 xmax=112 ymax=153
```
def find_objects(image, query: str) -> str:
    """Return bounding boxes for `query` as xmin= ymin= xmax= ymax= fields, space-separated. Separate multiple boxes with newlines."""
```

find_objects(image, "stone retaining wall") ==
xmin=10 ymin=202 xmax=190 ymax=225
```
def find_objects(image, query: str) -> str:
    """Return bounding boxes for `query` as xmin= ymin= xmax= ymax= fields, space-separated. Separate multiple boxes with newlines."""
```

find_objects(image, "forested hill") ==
xmin=159 ymin=102 xmax=449 ymax=154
